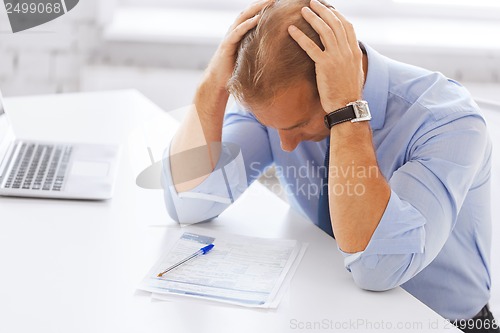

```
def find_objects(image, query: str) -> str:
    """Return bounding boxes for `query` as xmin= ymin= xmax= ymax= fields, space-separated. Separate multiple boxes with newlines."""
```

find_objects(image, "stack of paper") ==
xmin=138 ymin=230 xmax=307 ymax=308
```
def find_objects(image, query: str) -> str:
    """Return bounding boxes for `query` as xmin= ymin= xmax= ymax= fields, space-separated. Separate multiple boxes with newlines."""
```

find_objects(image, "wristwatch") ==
xmin=324 ymin=100 xmax=372 ymax=129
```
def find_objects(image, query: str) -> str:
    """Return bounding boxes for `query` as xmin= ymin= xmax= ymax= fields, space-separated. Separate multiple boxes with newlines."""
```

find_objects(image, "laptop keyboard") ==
xmin=3 ymin=142 xmax=73 ymax=191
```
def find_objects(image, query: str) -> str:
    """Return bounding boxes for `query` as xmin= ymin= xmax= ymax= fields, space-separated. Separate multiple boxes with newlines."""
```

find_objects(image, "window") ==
xmin=119 ymin=0 xmax=249 ymax=11
xmin=116 ymin=0 xmax=500 ymax=21
xmin=395 ymin=0 xmax=500 ymax=7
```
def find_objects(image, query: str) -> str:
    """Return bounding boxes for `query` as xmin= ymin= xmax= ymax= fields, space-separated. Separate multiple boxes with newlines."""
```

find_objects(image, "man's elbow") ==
xmin=162 ymin=189 xmax=224 ymax=224
xmin=351 ymin=271 xmax=400 ymax=292
xmin=161 ymin=166 xmax=222 ymax=224
xmin=348 ymin=253 xmax=421 ymax=292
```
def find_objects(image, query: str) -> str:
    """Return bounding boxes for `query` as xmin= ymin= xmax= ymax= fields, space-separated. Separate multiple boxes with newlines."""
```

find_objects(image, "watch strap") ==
xmin=324 ymin=105 xmax=356 ymax=129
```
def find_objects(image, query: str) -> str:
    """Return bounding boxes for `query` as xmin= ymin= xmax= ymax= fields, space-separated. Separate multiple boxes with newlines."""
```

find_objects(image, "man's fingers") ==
xmin=288 ymin=25 xmax=323 ymax=62
xmin=309 ymin=0 xmax=350 ymax=51
xmin=300 ymin=6 xmax=338 ymax=51
xmin=231 ymin=0 xmax=272 ymax=30
xmin=332 ymin=9 xmax=361 ymax=56
xmin=227 ymin=15 xmax=261 ymax=44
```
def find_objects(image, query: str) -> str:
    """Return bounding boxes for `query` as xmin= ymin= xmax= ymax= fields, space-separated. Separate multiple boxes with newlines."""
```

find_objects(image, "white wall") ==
xmin=0 ymin=0 xmax=102 ymax=96
xmin=0 ymin=1 xmax=499 ymax=112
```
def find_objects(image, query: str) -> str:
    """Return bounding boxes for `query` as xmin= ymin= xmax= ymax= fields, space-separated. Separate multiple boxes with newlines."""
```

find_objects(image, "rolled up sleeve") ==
xmin=162 ymin=103 xmax=273 ymax=225
xmin=340 ymin=114 xmax=489 ymax=291
xmin=340 ymin=190 xmax=426 ymax=290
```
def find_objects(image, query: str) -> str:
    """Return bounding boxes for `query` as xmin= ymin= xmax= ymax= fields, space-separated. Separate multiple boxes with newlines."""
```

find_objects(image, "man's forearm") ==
xmin=168 ymin=0 xmax=268 ymax=194
xmin=328 ymin=122 xmax=391 ymax=253
xmin=169 ymin=75 xmax=229 ymax=193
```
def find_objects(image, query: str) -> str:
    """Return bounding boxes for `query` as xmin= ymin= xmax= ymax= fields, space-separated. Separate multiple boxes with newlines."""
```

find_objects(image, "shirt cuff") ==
xmin=339 ymin=189 xmax=426 ymax=271
xmin=161 ymin=142 xmax=248 ymax=224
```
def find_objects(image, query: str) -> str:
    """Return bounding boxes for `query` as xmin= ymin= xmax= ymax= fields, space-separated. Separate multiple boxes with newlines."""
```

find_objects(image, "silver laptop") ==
xmin=0 ymin=90 xmax=120 ymax=200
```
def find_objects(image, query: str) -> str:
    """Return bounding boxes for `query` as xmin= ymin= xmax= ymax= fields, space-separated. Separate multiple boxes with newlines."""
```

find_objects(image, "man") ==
xmin=162 ymin=0 xmax=497 ymax=331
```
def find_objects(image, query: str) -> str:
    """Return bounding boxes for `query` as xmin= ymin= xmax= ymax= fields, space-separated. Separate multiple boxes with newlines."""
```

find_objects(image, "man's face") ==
xmin=250 ymin=80 xmax=330 ymax=152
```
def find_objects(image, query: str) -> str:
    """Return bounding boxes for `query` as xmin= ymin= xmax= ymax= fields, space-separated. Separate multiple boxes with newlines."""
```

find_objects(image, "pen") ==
xmin=157 ymin=243 xmax=215 ymax=277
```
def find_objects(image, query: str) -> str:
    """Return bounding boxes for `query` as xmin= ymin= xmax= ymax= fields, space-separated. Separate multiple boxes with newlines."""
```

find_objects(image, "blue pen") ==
xmin=157 ymin=244 xmax=215 ymax=277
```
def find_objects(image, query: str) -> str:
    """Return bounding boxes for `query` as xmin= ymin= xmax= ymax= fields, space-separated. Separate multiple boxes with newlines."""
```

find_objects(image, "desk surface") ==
xmin=0 ymin=91 xmax=459 ymax=332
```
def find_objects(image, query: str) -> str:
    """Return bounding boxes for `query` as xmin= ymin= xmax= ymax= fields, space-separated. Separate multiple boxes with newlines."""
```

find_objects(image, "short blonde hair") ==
xmin=227 ymin=0 xmax=329 ymax=107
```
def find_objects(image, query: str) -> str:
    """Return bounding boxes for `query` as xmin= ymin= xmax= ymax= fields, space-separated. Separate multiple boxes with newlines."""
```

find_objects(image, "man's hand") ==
xmin=288 ymin=0 xmax=364 ymax=113
xmin=289 ymin=0 xmax=390 ymax=253
xmin=206 ymin=0 xmax=272 ymax=91
xmin=171 ymin=0 xmax=272 ymax=193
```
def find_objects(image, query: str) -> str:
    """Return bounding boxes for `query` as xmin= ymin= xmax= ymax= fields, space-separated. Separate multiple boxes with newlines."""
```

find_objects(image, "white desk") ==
xmin=0 ymin=91 xmax=459 ymax=332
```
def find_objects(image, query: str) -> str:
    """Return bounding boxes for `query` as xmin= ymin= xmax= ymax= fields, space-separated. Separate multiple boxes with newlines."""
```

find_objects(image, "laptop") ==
xmin=0 ymin=90 xmax=120 ymax=200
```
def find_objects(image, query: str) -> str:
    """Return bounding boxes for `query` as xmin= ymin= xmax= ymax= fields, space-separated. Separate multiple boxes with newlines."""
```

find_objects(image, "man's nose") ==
xmin=279 ymin=131 xmax=299 ymax=152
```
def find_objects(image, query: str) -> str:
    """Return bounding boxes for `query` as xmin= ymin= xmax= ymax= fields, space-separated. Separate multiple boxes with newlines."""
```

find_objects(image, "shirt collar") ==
xmin=361 ymin=42 xmax=389 ymax=131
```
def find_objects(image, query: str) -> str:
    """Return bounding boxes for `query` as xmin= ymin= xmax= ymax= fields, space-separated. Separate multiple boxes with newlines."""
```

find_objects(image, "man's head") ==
xmin=227 ymin=0 xmax=332 ymax=151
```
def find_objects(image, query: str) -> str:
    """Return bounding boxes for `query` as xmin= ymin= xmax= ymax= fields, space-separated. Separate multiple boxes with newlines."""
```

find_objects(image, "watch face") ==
xmin=357 ymin=103 xmax=370 ymax=118
xmin=352 ymin=101 xmax=372 ymax=122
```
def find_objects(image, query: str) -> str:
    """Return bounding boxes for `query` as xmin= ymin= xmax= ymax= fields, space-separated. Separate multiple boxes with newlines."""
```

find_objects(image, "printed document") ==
xmin=138 ymin=231 xmax=307 ymax=308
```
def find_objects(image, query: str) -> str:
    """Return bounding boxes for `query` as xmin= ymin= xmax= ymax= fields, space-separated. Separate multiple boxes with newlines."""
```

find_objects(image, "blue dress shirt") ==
xmin=162 ymin=43 xmax=492 ymax=320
